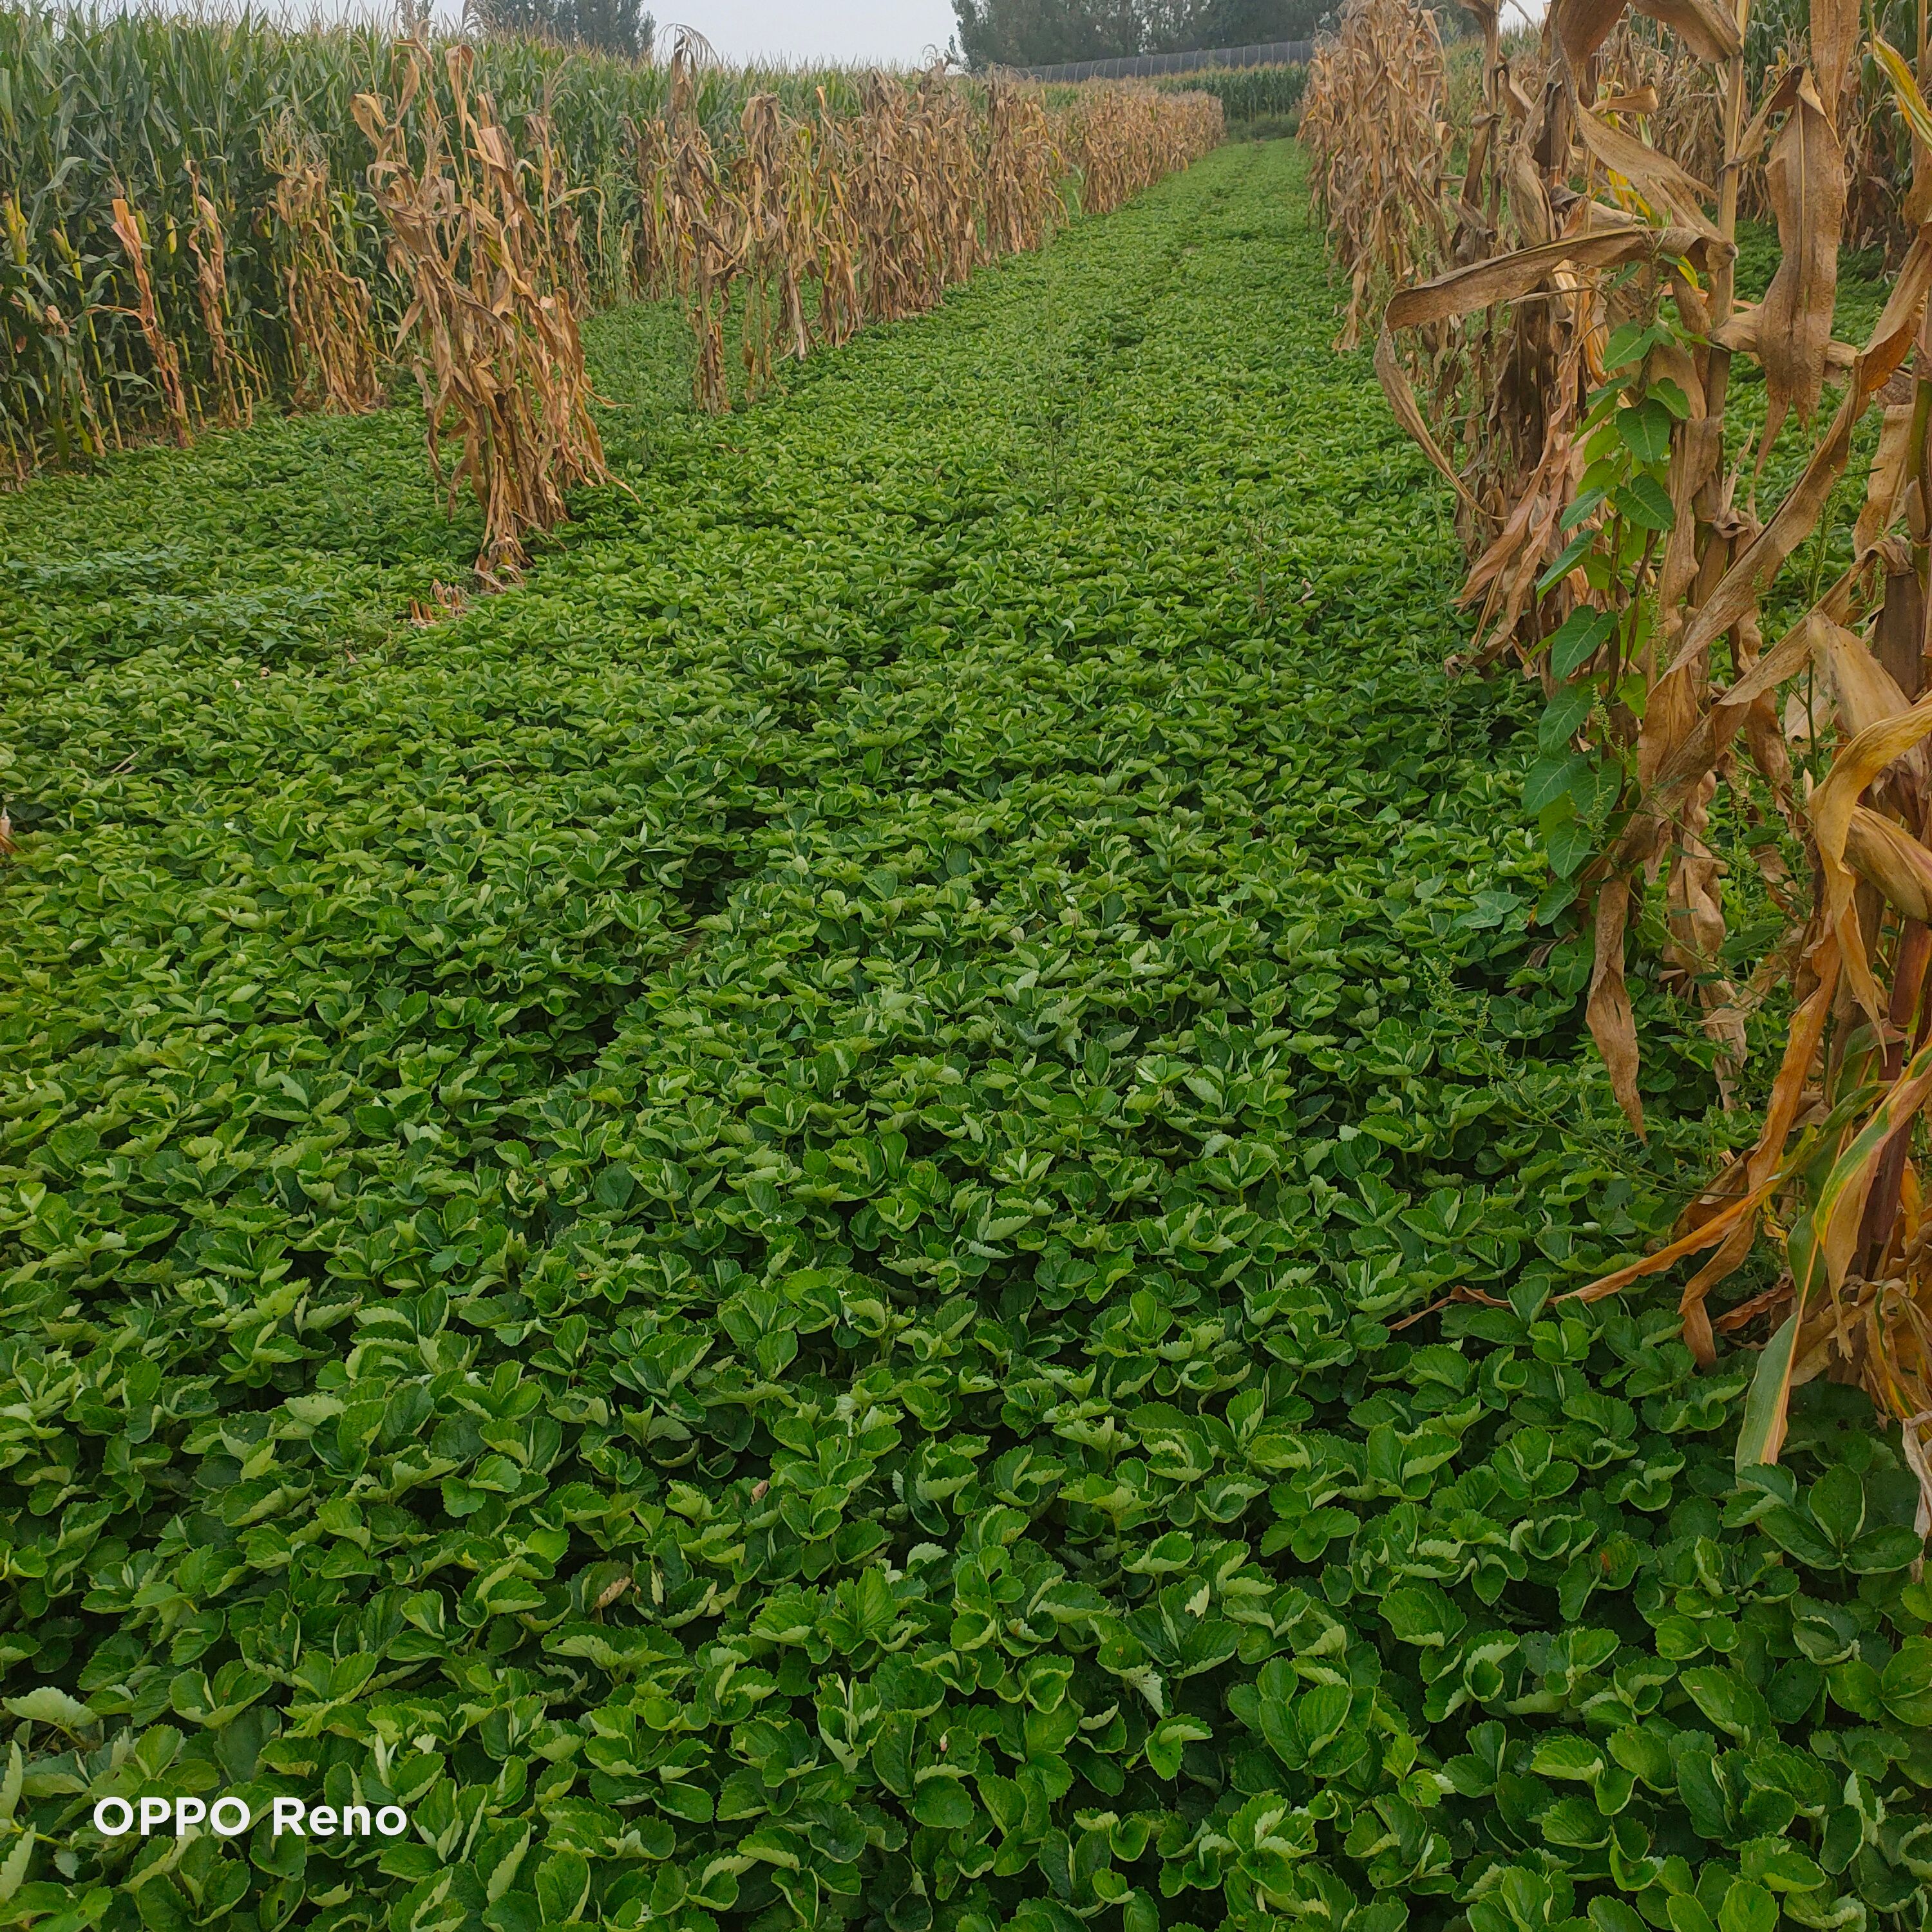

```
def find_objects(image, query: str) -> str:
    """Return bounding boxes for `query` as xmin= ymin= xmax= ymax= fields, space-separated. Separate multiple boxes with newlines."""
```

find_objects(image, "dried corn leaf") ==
xmin=1712 ymin=300 xmax=1857 ymax=373
xmin=1759 ymin=70 xmax=1846 ymax=438
xmin=1855 ymin=404 xmax=1917 ymax=556
xmin=1384 ymin=223 xmax=1713 ymax=330
xmin=1676 ymin=942 xmax=1843 ymax=1356
xmin=1656 ymin=413 xmax=1721 ymax=615
xmin=1811 ymin=0 xmax=1862 ymax=124
xmin=1627 ymin=600 xmax=1850 ymax=865
xmin=1374 ymin=327 xmax=1481 ymax=509
xmin=109 ymin=197 xmax=191 ymax=444
xmin=1588 ymin=876 xmax=1645 ymax=1134
xmin=1734 ymin=66 xmax=1803 ymax=171
xmin=1811 ymin=693 xmax=1932 ymax=1021
xmin=1553 ymin=0 xmax=1740 ymax=71
xmin=1562 ymin=1168 xmax=1784 ymax=1302
xmin=1509 ymin=147 xmax=1555 ymax=244
xmin=1844 ymin=805 xmax=1932 ymax=923
xmin=1663 ymin=225 xmax=1932 ymax=681
xmin=1817 ymin=621 xmax=1920 ymax=740
xmin=1639 ymin=0 xmax=1745 ymax=63
xmin=1574 ymin=105 xmax=1718 ymax=233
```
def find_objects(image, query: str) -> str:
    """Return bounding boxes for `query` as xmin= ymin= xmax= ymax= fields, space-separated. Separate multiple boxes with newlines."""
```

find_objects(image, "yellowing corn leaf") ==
xmin=1811 ymin=0 xmax=1862 ymax=124
xmin=1663 ymin=224 xmax=1932 ymax=683
xmin=1759 ymin=69 xmax=1846 ymax=439
xmin=1873 ymin=38 xmax=1932 ymax=249
xmin=1844 ymin=805 xmax=1932 ymax=922
xmin=1588 ymin=877 xmax=1645 ymax=1135
xmin=1810 ymin=693 xmax=1932 ymax=1022
xmin=1788 ymin=1028 xmax=1932 ymax=1345
xmin=1574 ymin=106 xmax=1717 ymax=234
xmin=108 ymin=196 xmax=191 ymax=444
xmin=1736 ymin=1314 xmax=1801 ymax=1468
xmin=1873 ymin=35 xmax=1932 ymax=149
xmin=1554 ymin=0 xmax=1741 ymax=68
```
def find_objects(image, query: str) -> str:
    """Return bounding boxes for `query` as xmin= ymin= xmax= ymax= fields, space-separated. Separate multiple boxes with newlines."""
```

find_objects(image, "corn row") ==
xmin=1304 ymin=0 xmax=1932 ymax=1500
xmin=0 ymin=8 xmax=1218 ymax=479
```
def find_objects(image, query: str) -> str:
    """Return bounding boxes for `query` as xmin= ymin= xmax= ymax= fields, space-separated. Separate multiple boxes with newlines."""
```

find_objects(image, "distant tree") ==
xmin=468 ymin=0 xmax=655 ymax=59
xmin=949 ymin=0 xmax=1139 ymax=66
xmin=1187 ymin=0 xmax=1327 ymax=43
xmin=951 ymin=0 xmax=1323 ymax=66
xmin=567 ymin=0 xmax=653 ymax=57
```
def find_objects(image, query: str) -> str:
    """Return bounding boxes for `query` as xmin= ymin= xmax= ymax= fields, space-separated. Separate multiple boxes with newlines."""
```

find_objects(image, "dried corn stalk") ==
xmin=846 ymin=72 xmax=950 ymax=324
xmin=354 ymin=39 xmax=611 ymax=578
xmin=649 ymin=48 xmax=742 ymax=412
xmin=985 ymin=77 xmax=1064 ymax=256
xmin=634 ymin=58 xmax=1124 ymax=417
xmin=265 ymin=122 xmax=383 ymax=415
xmin=1067 ymin=82 xmax=1223 ymax=222
xmin=108 ymin=196 xmax=191 ymax=445
xmin=3 ymin=19 xmax=1195 ymax=468
xmin=800 ymin=95 xmax=864 ymax=352
xmin=1316 ymin=0 xmax=1932 ymax=1510
xmin=187 ymin=169 xmax=259 ymax=428
xmin=1301 ymin=0 xmax=1452 ymax=350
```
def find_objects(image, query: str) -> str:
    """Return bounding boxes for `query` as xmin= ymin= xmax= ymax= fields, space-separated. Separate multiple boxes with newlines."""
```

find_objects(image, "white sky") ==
xmin=667 ymin=0 xmax=960 ymax=62
xmin=390 ymin=0 xmax=961 ymax=62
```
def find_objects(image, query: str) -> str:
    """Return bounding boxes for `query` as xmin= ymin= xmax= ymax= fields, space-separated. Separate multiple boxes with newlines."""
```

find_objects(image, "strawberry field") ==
xmin=2 ymin=138 xmax=1929 ymax=1932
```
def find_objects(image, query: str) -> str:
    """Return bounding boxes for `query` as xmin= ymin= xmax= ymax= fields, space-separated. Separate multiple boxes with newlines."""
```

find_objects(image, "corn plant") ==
xmin=0 ymin=6 xmax=882 ymax=468
xmin=1300 ymin=0 xmax=1450 ymax=352
xmin=1155 ymin=61 xmax=1309 ymax=126
xmin=1065 ymin=82 xmax=1225 ymax=219
xmin=632 ymin=61 xmax=1208 ymax=416
xmin=1310 ymin=0 xmax=1932 ymax=1508
xmin=354 ymin=40 xmax=611 ymax=578
xmin=1 ymin=4 xmax=1220 ymax=470
xmin=262 ymin=119 xmax=384 ymax=414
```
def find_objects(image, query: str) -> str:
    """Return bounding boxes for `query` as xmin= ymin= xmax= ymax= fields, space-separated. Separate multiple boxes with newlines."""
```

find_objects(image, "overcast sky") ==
xmin=668 ymin=0 xmax=960 ymax=62
xmin=385 ymin=0 xmax=961 ymax=62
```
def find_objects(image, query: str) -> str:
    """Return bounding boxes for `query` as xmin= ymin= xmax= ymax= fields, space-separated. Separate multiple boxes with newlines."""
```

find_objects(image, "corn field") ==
xmin=354 ymin=41 xmax=613 ymax=580
xmin=0 ymin=5 xmax=1221 ymax=554
xmin=1155 ymin=62 xmax=1311 ymax=125
xmin=0 ymin=7 xmax=698 ymax=473
xmin=1306 ymin=0 xmax=1932 ymax=1507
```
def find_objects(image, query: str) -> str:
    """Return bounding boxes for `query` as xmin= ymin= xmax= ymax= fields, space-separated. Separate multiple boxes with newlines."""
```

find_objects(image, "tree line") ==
xmin=949 ymin=0 xmax=1327 ymax=70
